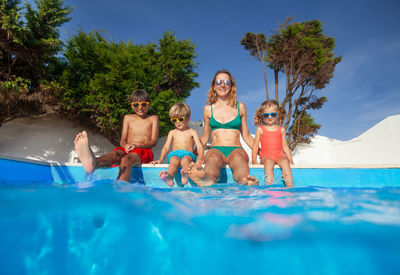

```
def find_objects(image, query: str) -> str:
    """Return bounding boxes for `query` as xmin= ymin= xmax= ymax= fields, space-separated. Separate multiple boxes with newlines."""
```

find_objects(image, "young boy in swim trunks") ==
xmin=252 ymin=100 xmax=294 ymax=187
xmin=74 ymin=89 xmax=159 ymax=182
xmin=151 ymin=103 xmax=204 ymax=187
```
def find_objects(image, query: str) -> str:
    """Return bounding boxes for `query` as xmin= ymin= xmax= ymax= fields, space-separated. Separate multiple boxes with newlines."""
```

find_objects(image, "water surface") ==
xmin=1 ymin=181 xmax=399 ymax=275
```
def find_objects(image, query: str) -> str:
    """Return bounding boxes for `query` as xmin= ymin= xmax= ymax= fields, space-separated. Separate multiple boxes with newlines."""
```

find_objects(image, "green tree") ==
xmin=0 ymin=0 xmax=71 ymax=122
xmin=0 ymin=0 xmax=71 ymax=84
xmin=242 ymin=19 xmax=341 ymax=149
xmin=0 ymin=0 xmax=25 ymax=77
xmin=240 ymin=33 xmax=270 ymax=100
xmin=60 ymin=31 xmax=198 ymax=143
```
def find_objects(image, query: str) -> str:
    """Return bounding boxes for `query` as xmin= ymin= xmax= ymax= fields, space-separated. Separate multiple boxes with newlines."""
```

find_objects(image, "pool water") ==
xmin=1 ymin=181 xmax=399 ymax=275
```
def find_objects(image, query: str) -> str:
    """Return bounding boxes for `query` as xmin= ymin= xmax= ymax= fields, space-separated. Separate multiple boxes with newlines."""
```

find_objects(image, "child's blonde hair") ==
xmin=254 ymin=99 xmax=280 ymax=126
xmin=206 ymin=69 xmax=237 ymax=107
xmin=169 ymin=102 xmax=191 ymax=118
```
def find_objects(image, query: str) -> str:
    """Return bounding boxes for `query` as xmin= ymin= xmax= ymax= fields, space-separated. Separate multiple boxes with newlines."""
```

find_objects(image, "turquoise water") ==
xmin=1 ymin=180 xmax=400 ymax=275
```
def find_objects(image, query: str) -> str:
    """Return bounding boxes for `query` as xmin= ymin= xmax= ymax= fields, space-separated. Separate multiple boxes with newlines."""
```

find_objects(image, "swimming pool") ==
xmin=1 ymin=156 xmax=400 ymax=274
xmin=1 ymin=156 xmax=399 ymax=188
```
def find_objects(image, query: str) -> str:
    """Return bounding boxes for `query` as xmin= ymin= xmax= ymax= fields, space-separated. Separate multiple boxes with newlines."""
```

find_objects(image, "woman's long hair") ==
xmin=206 ymin=69 xmax=237 ymax=107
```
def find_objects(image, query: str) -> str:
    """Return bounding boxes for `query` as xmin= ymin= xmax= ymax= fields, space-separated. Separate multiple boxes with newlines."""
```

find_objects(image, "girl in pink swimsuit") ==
xmin=252 ymin=100 xmax=294 ymax=187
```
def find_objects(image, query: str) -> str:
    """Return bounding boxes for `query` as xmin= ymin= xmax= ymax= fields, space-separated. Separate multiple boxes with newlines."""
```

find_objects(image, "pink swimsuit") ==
xmin=260 ymin=126 xmax=285 ymax=163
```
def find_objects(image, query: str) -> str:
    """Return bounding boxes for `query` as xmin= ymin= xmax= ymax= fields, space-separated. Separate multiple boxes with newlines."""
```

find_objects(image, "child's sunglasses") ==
xmin=215 ymin=79 xmax=232 ymax=86
xmin=131 ymin=102 xmax=149 ymax=108
xmin=262 ymin=112 xmax=278 ymax=118
xmin=170 ymin=116 xmax=187 ymax=124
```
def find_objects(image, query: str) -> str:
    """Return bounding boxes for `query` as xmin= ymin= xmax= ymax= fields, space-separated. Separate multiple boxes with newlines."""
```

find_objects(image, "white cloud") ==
xmin=320 ymin=38 xmax=400 ymax=102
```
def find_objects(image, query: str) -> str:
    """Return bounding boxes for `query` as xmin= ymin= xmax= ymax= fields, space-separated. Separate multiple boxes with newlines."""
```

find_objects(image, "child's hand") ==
xmin=193 ymin=160 xmax=202 ymax=169
xmin=290 ymin=160 xmax=294 ymax=165
xmin=125 ymin=144 xmax=135 ymax=152
xmin=150 ymin=160 xmax=161 ymax=165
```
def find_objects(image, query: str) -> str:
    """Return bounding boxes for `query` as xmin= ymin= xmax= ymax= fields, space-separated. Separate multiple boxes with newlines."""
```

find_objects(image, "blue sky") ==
xmin=31 ymin=0 xmax=400 ymax=140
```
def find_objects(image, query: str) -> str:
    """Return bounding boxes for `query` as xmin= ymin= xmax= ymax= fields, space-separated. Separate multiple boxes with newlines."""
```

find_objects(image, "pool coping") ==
xmin=1 ymin=154 xmax=400 ymax=169
xmin=2 ymin=154 xmax=400 ymax=188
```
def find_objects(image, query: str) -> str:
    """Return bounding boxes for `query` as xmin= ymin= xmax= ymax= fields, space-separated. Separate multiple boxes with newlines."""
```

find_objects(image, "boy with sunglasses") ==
xmin=151 ymin=102 xmax=204 ymax=187
xmin=252 ymin=100 xmax=294 ymax=187
xmin=74 ymin=89 xmax=159 ymax=182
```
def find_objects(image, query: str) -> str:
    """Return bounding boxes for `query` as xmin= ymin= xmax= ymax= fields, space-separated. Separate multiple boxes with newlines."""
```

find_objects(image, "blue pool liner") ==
xmin=1 ymin=156 xmax=399 ymax=188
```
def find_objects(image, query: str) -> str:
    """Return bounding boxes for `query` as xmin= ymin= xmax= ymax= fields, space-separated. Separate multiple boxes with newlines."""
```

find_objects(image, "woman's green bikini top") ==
xmin=210 ymin=103 xmax=241 ymax=132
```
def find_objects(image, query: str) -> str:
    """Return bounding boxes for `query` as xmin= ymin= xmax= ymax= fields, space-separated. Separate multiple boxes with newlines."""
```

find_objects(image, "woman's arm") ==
xmin=192 ymin=129 xmax=204 ymax=163
xmin=281 ymin=127 xmax=294 ymax=164
xmin=200 ymin=105 xmax=211 ymax=147
xmin=252 ymin=127 xmax=262 ymax=164
xmin=239 ymin=102 xmax=255 ymax=148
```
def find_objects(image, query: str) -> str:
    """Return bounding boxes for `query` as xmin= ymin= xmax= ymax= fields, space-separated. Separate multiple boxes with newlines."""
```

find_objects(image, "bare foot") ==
xmin=74 ymin=131 xmax=95 ymax=174
xmin=180 ymin=168 xmax=189 ymax=185
xmin=245 ymin=175 xmax=259 ymax=186
xmin=159 ymin=170 xmax=174 ymax=187
xmin=284 ymin=180 xmax=293 ymax=188
xmin=239 ymin=175 xmax=259 ymax=186
xmin=264 ymin=175 xmax=273 ymax=185
xmin=187 ymin=162 xmax=215 ymax=187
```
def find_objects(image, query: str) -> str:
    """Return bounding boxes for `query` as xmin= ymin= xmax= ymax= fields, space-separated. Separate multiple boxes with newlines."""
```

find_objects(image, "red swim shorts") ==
xmin=113 ymin=147 xmax=154 ymax=164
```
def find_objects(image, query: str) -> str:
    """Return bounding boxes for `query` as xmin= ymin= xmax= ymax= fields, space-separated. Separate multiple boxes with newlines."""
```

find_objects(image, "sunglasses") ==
xmin=215 ymin=79 xmax=232 ymax=86
xmin=262 ymin=112 xmax=278 ymax=118
xmin=131 ymin=102 xmax=149 ymax=108
xmin=170 ymin=116 xmax=187 ymax=124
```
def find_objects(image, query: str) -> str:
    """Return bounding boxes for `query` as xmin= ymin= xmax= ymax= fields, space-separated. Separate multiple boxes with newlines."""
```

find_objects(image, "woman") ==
xmin=187 ymin=70 xmax=258 ymax=186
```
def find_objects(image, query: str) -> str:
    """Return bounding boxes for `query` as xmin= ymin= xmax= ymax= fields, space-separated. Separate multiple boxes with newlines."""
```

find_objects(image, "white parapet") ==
xmin=292 ymin=114 xmax=400 ymax=166
xmin=1 ymin=114 xmax=399 ymax=166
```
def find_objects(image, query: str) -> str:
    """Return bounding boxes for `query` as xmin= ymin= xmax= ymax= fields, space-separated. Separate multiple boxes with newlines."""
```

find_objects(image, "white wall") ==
xmin=0 ymin=116 xmax=114 ymax=163
xmin=1 ymin=114 xmax=399 ymax=166
xmin=0 ymin=117 xmax=201 ymax=164
xmin=292 ymin=114 xmax=400 ymax=165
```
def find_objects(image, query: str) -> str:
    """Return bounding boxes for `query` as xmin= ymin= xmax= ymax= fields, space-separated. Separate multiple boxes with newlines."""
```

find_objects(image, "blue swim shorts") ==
xmin=167 ymin=149 xmax=196 ymax=164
